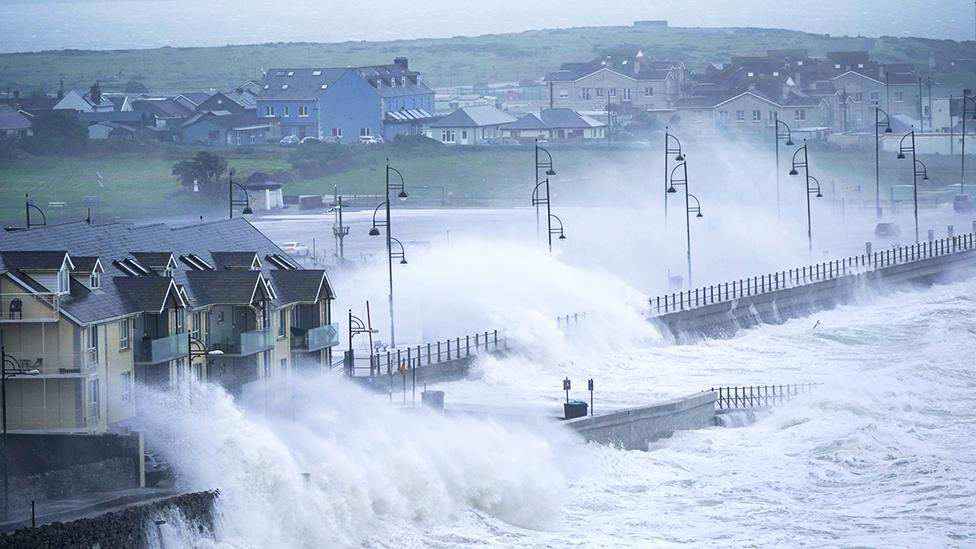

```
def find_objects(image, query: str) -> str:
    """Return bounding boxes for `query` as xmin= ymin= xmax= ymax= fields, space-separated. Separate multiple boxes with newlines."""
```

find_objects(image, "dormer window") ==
xmin=312 ymin=70 xmax=322 ymax=76
xmin=391 ymin=78 xmax=396 ymax=88
xmin=58 ymin=267 xmax=70 ymax=294
xmin=90 ymin=271 xmax=100 ymax=289
xmin=287 ymin=71 xmax=295 ymax=77
xmin=400 ymin=77 xmax=406 ymax=86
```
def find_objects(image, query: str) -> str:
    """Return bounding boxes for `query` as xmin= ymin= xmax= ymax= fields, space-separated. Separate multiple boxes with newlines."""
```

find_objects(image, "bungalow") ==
xmin=53 ymin=84 xmax=116 ymax=113
xmin=180 ymin=112 xmax=273 ymax=146
xmin=502 ymin=108 xmax=606 ymax=140
xmin=428 ymin=105 xmax=516 ymax=145
xmin=0 ymin=105 xmax=33 ymax=138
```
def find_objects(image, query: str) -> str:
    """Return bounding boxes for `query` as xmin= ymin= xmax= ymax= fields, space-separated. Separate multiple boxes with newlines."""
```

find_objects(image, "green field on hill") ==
xmin=1 ymin=25 xmax=971 ymax=94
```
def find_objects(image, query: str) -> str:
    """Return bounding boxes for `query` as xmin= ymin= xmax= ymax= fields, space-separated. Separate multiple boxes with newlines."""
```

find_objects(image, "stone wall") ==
xmin=565 ymin=392 xmax=717 ymax=451
xmin=0 ymin=491 xmax=218 ymax=549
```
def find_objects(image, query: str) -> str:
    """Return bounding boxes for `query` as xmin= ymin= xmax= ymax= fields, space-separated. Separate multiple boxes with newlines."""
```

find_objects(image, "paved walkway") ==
xmin=0 ymin=487 xmax=176 ymax=532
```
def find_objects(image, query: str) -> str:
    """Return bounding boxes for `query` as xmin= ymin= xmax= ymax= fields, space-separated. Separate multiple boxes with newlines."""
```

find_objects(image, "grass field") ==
xmin=2 ymin=25 xmax=973 ymax=94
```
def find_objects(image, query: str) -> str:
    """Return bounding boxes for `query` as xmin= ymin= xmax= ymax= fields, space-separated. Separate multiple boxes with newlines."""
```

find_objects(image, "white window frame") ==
xmin=175 ymin=308 xmax=185 ymax=334
xmin=795 ymin=109 xmax=806 ymax=121
xmin=277 ymin=309 xmax=287 ymax=339
xmin=89 ymin=379 xmax=100 ymax=418
xmin=299 ymin=106 xmax=309 ymax=117
xmin=58 ymin=267 xmax=70 ymax=295
xmin=559 ymin=89 xmax=569 ymax=99
xmin=644 ymin=87 xmax=654 ymax=97
xmin=332 ymin=127 xmax=342 ymax=138
xmin=264 ymin=106 xmax=275 ymax=117
xmin=894 ymin=91 xmax=905 ymax=102
xmin=284 ymin=106 xmax=290 ymax=117
xmin=736 ymin=110 xmax=745 ymax=122
xmin=360 ymin=127 xmax=371 ymax=137
xmin=90 ymin=271 xmax=100 ymax=289
xmin=120 ymin=372 xmax=131 ymax=403
xmin=119 ymin=319 xmax=130 ymax=351
xmin=752 ymin=110 xmax=762 ymax=122
xmin=608 ymin=88 xmax=617 ymax=98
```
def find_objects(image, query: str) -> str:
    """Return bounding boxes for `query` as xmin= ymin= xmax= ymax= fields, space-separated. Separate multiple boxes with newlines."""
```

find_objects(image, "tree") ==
xmin=172 ymin=151 xmax=228 ymax=197
xmin=23 ymin=111 xmax=89 ymax=155
xmin=124 ymin=80 xmax=148 ymax=94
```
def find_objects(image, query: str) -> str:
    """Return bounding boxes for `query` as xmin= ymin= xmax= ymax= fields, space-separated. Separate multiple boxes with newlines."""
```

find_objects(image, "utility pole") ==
xmin=331 ymin=186 xmax=348 ymax=264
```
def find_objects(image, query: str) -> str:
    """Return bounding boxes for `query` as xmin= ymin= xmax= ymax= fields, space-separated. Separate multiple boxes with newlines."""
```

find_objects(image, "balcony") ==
xmin=212 ymin=327 xmax=274 ymax=356
xmin=135 ymin=333 xmax=188 ymax=365
xmin=291 ymin=322 xmax=340 ymax=352
xmin=3 ymin=352 xmax=93 ymax=376
xmin=0 ymin=293 xmax=60 ymax=323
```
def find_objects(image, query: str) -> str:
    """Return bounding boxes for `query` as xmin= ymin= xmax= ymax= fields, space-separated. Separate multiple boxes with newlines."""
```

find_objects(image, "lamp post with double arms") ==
xmin=533 ymin=140 xmax=556 ymax=245
xmin=530 ymin=178 xmax=566 ymax=254
xmin=187 ymin=332 xmax=222 ymax=388
xmin=228 ymin=171 xmax=254 ymax=219
xmin=347 ymin=307 xmax=378 ymax=376
xmin=897 ymin=129 xmax=929 ymax=243
xmin=25 ymin=194 xmax=47 ymax=229
xmin=875 ymin=107 xmax=893 ymax=218
xmin=369 ymin=160 xmax=408 ymax=348
xmin=789 ymin=140 xmax=822 ymax=253
xmin=666 ymin=159 xmax=703 ymax=287
xmin=664 ymin=127 xmax=684 ymax=226
xmin=774 ymin=114 xmax=794 ymax=220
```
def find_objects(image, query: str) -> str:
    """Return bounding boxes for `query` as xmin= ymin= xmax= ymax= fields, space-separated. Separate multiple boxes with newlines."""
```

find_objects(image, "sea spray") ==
xmin=134 ymin=374 xmax=583 ymax=548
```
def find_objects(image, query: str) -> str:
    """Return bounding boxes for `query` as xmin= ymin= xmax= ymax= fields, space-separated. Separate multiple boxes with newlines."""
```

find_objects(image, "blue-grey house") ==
xmin=256 ymin=58 xmax=434 ymax=143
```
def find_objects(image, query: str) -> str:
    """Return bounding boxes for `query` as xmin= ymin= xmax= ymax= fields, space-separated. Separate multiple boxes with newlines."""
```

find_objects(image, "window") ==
xmin=772 ymin=71 xmax=780 ymax=77
xmin=264 ymin=106 xmax=275 ymax=117
xmin=89 ymin=379 xmax=100 ymax=418
xmin=596 ymin=88 xmax=604 ymax=97
xmin=360 ymin=127 xmax=371 ymax=137
xmin=834 ymin=64 xmax=841 ymax=69
xmin=608 ymin=88 xmax=617 ymax=97
xmin=752 ymin=110 xmax=762 ymax=122
xmin=284 ymin=106 xmax=290 ymax=117
xmin=191 ymin=311 xmax=202 ymax=341
xmin=175 ymin=308 xmax=185 ymax=334
xmin=207 ymin=130 xmax=219 ymax=140
xmin=852 ymin=92 xmax=863 ymax=103
xmin=623 ymin=88 xmax=631 ymax=100
xmin=644 ymin=87 xmax=654 ymax=96
xmin=312 ymin=70 xmax=322 ymax=76
xmin=441 ymin=130 xmax=456 ymax=143
xmin=894 ymin=91 xmax=905 ymax=102
xmin=332 ymin=127 xmax=342 ymax=138
xmin=719 ymin=110 xmax=729 ymax=125
xmin=88 ymin=325 xmax=99 ymax=353
xmin=278 ymin=309 xmax=287 ymax=338
xmin=461 ymin=130 xmax=468 ymax=140
xmin=795 ymin=109 xmax=806 ymax=121
xmin=869 ymin=91 xmax=880 ymax=106
xmin=747 ymin=72 xmax=755 ymax=77
xmin=281 ymin=84 xmax=289 ymax=90
xmin=559 ymin=89 xmax=569 ymax=99
xmin=299 ymin=106 xmax=309 ymax=117
xmin=120 ymin=372 xmax=131 ymax=403
xmin=119 ymin=319 xmax=130 ymax=351
xmin=58 ymin=267 xmax=70 ymax=294
xmin=580 ymin=88 xmax=591 ymax=100
xmin=90 ymin=271 xmax=100 ymax=289
xmin=736 ymin=110 xmax=745 ymax=122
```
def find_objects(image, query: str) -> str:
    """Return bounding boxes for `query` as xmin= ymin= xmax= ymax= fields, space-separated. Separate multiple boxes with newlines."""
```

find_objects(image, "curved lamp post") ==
xmin=548 ymin=214 xmax=567 ymax=242
xmin=187 ymin=333 xmax=222 ymax=387
xmin=875 ymin=107 xmax=893 ymax=218
xmin=348 ymin=306 xmax=378 ymax=376
xmin=664 ymin=127 xmax=684 ymax=226
xmin=667 ymin=159 xmax=703 ymax=286
xmin=774 ymin=115 xmax=794 ymax=220
xmin=24 ymin=194 xmax=47 ymax=229
xmin=228 ymin=170 xmax=253 ymax=219
xmin=369 ymin=160 xmax=408 ymax=348
xmin=534 ymin=140 xmax=556 ymax=245
xmin=789 ymin=140 xmax=822 ymax=253
xmin=897 ymin=129 xmax=929 ymax=243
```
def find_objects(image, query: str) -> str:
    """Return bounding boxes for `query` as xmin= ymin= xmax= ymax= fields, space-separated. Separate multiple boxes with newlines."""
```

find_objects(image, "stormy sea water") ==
xmin=136 ymin=262 xmax=976 ymax=547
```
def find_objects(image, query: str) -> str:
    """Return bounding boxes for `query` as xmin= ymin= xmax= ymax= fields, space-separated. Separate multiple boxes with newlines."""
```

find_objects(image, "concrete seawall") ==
xmin=565 ymin=392 xmax=717 ymax=450
xmin=653 ymin=247 xmax=976 ymax=341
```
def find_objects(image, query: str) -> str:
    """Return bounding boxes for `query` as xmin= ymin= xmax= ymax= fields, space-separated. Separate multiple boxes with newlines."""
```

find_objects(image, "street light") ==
xmin=960 ymin=94 xmax=976 ymax=195
xmin=666 ymin=159 xmax=703 ymax=286
xmin=228 ymin=170 xmax=253 ymax=219
xmin=875 ymin=107 xmax=893 ymax=218
xmin=664 ymin=127 xmax=684 ymax=225
xmin=25 ymin=194 xmax=47 ymax=229
xmin=1 ymin=330 xmax=40 ymax=520
xmin=897 ymin=129 xmax=928 ymax=243
xmin=369 ymin=160 xmax=408 ymax=348
xmin=789 ymin=140 xmax=822 ymax=253
xmin=531 ymin=178 xmax=566 ymax=255
xmin=187 ymin=332 xmax=222 ymax=387
xmin=347 ymin=306 xmax=378 ymax=376
xmin=774 ymin=114 xmax=794 ymax=220
xmin=548 ymin=214 xmax=567 ymax=241
xmin=533 ymin=140 xmax=556 ymax=244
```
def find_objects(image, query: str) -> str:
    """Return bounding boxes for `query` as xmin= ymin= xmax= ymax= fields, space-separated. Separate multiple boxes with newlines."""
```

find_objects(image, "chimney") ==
xmin=394 ymin=57 xmax=408 ymax=70
xmin=58 ymin=79 xmax=64 ymax=100
xmin=90 ymin=82 xmax=102 ymax=104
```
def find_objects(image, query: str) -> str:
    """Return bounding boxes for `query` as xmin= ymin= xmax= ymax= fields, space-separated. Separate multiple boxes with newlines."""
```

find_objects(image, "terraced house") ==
xmin=256 ymin=57 xmax=435 ymax=142
xmin=0 ymin=218 xmax=337 ymax=434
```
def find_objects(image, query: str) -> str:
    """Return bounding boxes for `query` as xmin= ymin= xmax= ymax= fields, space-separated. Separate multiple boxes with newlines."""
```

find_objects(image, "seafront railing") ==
xmin=651 ymin=232 xmax=976 ymax=315
xmin=711 ymin=383 xmax=820 ymax=410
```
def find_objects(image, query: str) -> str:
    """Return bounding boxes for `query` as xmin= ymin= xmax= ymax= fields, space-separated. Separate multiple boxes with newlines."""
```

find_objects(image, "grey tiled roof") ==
xmin=131 ymin=252 xmax=173 ymax=269
xmin=211 ymin=252 xmax=258 ymax=269
xmin=429 ymin=106 xmax=516 ymax=128
xmin=0 ymin=218 xmax=331 ymax=325
xmin=0 ymin=251 xmax=68 ymax=271
xmin=115 ymin=277 xmax=181 ymax=313
xmin=269 ymin=270 xmax=334 ymax=305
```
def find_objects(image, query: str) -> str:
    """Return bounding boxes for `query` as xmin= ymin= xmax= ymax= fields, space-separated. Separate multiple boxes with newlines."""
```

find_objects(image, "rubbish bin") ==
xmin=421 ymin=390 xmax=445 ymax=410
xmin=564 ymin=400 xmax=588 ymax=420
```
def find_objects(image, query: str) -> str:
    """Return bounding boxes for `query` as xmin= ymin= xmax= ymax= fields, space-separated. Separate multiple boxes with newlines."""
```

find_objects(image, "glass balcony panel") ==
xmin=136 ymin=333 xmax=188 ymax=364
xmin=240 ymin=328 xmax=273 ymax=356
xmin=307 ymin=323 xmax=340 ymax=351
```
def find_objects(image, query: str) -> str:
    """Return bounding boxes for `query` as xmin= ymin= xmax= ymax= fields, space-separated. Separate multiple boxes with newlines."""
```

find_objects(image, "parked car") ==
xmin=279 ymin=135 xmax=300 ymax=146
xmin=144 ymin=453 xmax=172 ymax=487
xmin=360 ymin=135 xmax=384 ymax=145
xmin=875 ymin=222 xmax=901 ymax=238
xmin=280 ymin=241 xmax=310 ymax=256
xmin=299 ymin=137 xmax=320 ymax=145
xmin=953 ymin=194 xmax=974 ymax=213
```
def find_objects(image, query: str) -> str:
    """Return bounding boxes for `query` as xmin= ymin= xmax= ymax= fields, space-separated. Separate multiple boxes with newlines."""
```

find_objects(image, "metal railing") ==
xmin=651 ymin=232 xmax=976 ymax=315
xmin=711 ymin=383 xmax=820 ymax=410
xmin=348 ymin=329 xmax=506 ymax=377
xmin=135 ymin=332 xmax=188 ymax=364
xmin=556 ymin=312 xmax=587 ymax=328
